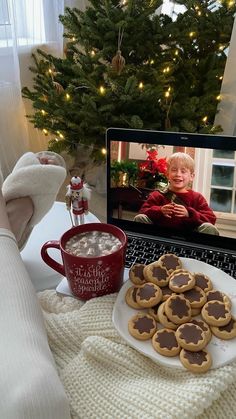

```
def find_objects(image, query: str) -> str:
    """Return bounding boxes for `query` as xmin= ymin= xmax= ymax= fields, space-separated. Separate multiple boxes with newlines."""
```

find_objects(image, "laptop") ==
xmin=106 ymin=128 xmax=236 ymax=279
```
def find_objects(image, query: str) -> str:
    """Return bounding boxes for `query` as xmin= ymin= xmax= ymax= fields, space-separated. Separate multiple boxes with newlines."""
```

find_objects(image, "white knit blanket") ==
xmin=38 ymin=290 xmax=236 ymax=419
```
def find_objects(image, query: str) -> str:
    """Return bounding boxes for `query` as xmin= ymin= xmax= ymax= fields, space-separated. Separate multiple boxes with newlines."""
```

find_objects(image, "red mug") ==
xmin=41 ymin=223 xmax=127 ymax=300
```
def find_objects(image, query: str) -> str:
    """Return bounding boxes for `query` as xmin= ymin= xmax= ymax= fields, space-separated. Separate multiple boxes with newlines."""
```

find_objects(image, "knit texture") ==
xmin=38 ymin=290 xmax=236 ymax=419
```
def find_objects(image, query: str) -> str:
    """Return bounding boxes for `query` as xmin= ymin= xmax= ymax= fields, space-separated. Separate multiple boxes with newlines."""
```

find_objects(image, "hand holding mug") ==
xmin=161 ymin=203 xmax=175 ymax=218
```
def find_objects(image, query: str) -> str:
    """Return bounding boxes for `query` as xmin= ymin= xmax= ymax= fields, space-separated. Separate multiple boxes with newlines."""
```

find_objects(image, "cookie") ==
xmin=160 ymin=285 xmax=173 ymax=301
xmin=194 ymin=273 xmax=213 ymax=293
xmin=143 ymin=262 xmax=169 ymax=287
xmin=179 ymin=348 xmax=212 ymax=373
xmin=206 ymin=289 xmax=231 ymax=308
xmin=201 ymin=300 xmax=232 ymax=327
xmin=176 ymin=323 xmax=207 ymax=351
xmin=182 ymin=286 xmax=207 ymax=308
xmin=165 ymin=294 xmax=191 ymax=325
xmin=211 ymin=317 xmax=236 ymax=340
xmin=157 ymin=302 xmax=178 ymax=330
xmin=158 ymin=253 xmax=182 ymax=273
xmin=128 ymin=312 xmax=157 ymax=340
xmin=152 ymin=329 xmax=180 ymax=357
xmin=191 ymin=307 xmax=201 ymax=317
xmin=148 ymin=304 xmax=160 ymax=321
xmin=129 ymin=263 xmax=147 ymax=285
xmin=136 ymin=282 xmax=162 ymax=308
xmin=189 ymin=318 xmax=212 ymax=344
xmin=125 ymin=286 xmax=142 ymax=309
xmin=169 ymin=269 xmax=195 ymax=293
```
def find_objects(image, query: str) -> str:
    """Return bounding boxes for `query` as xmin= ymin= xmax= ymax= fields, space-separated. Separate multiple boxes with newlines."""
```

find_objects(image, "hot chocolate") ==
xmin=65 ymin=230 xmax=122 ymax=257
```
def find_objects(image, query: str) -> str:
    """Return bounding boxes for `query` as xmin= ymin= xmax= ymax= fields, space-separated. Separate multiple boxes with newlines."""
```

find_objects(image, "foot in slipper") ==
xmin=2 ymin=151 xmax=67 ymax=250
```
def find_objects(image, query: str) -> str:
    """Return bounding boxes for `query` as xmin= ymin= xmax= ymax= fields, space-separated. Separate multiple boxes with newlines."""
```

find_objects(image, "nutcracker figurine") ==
xmin=65 ymin=176 xmax=91 ymax=225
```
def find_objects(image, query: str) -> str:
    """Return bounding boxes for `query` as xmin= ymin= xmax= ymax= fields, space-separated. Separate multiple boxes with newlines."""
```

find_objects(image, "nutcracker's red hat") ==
xmin=70 ymin=176 xmax=83 ymax=190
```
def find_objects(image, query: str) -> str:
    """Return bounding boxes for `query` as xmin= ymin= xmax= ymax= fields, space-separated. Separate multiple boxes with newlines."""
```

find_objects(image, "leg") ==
xmin=0 ymin=190 xmax=70 ymax=418
xmin=134 ymin=213 xmax=153 ymax=224
xmin=196 ymin=222 xmax=220 ymax=235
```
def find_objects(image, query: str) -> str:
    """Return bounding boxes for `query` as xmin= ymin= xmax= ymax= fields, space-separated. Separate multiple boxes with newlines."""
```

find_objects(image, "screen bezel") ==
xmin=106 ymin=128 xmax=236 ymax=252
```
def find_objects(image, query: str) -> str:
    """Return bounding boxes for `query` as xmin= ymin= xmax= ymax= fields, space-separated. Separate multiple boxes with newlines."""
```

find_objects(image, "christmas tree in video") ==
xmin=22 ymin=0 xmax=236 ymax=161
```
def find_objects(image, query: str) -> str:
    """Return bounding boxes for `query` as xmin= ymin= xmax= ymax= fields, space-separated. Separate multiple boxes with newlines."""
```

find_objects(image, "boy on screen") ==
xmin=134 ymin=152 xmax=219 ymax=235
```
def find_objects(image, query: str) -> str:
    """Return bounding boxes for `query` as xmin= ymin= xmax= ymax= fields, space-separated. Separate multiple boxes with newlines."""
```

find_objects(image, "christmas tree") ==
xmin=22 ymin=0 xmax=236 ymax=161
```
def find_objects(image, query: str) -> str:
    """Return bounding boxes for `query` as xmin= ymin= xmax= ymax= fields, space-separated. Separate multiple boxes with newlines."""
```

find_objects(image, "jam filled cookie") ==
xmin=194 ymin=273 xmax=213 ymax=293
xmin=125 ymin=286 xmax=142 ymax=309
xmin=211 ymin=317 xmax=236 ymax=340
xmin=179 ymin=348 xmax=212 ymax=373
xmin=143 ymin=263 xmax=169 ymax=287
xmin=148 ymin=304 xmax=160 ymax=322
xmin=128 ymin=312 xmax=157 ymax=340
xmin=206 ymin=289 xmax=231 ymax=309
xmin=190 ymin=318 xmax=212 ymax=344
xmin=201 ymin=300 xmax=232 ymax=327
xmin=191 ymin=307 xmax=201 ymax=317
xmin=158 ymin=253 xmax=182 ymax=274
xmin=152 ymin=329 xmax=180 ymax=357
xmin=157 ymin=302 xmax=178 ymax=330
xmin=176 ymin=323 xmax=207 ymax=351
xmin=160 ymin=285 xmax=173 ymax=301
xmin=165 ymin=294 xmax=191 ymax=325
xmin=182 ymin=286 xmax=207 ymax=309
xmin=136 ymin=282 xmax=162 ymax=308
xmin=129 ymin=263 xmax=147 ymax=285
xmin=169 ymin=269 xmax=195 ymax=293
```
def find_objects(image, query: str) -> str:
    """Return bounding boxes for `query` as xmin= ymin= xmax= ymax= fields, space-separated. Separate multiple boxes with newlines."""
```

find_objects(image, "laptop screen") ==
xmin=106 ymin=128 xmax=236 ymax=252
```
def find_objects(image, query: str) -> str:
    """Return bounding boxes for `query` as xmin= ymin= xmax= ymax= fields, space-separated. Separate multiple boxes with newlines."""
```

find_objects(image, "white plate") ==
xmin=112 ymin=258 xmax=236 ymax=370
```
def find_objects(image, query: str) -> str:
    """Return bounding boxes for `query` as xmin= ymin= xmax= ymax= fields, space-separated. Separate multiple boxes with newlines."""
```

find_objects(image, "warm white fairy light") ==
xmin=41 ymin=109 xmax=46 ymax=115
xmin=163 ymin=66 xmax=170 ymax=73
xmin=101 ymin=148 xmax=107 ymax=155
xmin=99 ymin=86 xmax=106 ymax=95
xmin=165 ymin=91 xmax=170 ymax=98
xmin=138 ymin=82 xmax=144 ymax=89
xmin=219 ymin=45 xmax=225 ymax=51
xmin=202 ymin=116 xmax=208 ymax=123
xmin=216 ymin=95 xmax=221 ymax=101
xmin=72 ymin=37 xmax=76 ymax=41
xmin=189 ymin=32 xmax=195 ymax=38
xmin=65 ymin=93 xmax=71 ymax=100
xmin=56 ymin=131 xmax=65 ymax=139
xmin=228 ymin=1 xmax=234 ymax=7
xmin=174 ymin=50 xmax=179 ymax=56
xmin=219 ymin=76 xmax=223 ymax=80
xmin=43 ymin=129 xmax=48 ymax=135
xmin=90 ymin=50 xmax=96 ymax=57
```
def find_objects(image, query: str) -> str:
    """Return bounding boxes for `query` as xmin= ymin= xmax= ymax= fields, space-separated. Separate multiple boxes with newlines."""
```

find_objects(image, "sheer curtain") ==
xmin=0 ymin=0 xmax=64 ymax=177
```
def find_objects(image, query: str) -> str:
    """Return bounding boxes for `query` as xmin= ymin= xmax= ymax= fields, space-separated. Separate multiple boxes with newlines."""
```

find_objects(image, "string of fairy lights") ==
xmin=38 ymin=0 xmax=235 ymax=154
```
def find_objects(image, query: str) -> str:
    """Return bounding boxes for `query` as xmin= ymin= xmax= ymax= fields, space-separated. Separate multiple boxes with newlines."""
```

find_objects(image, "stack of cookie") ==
xmin=126 ymin=253 xmax=236 ymax=373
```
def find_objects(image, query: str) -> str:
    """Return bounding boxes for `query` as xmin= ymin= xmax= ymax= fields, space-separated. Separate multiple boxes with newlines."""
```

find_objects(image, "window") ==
xmin=160 ymin=0 xmax=186 ymax=19
xmin=0 ymin=0 xmax=9 ymax=24
xmin=0 ymin=0 xmax=46 ymax=47
xmin=210 ymin=150 xmax=236 ymax=214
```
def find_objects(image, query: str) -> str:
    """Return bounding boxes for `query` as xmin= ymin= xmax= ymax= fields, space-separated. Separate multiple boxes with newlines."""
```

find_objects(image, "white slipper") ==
xmin=2 ymin=152 xmax=67 ymax=249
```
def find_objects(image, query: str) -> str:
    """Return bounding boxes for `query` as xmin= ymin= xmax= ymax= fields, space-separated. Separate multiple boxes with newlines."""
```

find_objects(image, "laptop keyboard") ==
xmin=126 ymin=235 xmax=236 ymax=279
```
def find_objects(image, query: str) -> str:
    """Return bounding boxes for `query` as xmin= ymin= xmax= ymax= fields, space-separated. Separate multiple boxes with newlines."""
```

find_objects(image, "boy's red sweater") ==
xmin=139 ymin=189 xmax=216 ymax=231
